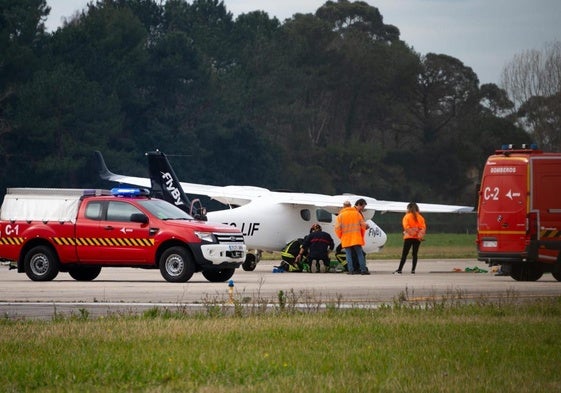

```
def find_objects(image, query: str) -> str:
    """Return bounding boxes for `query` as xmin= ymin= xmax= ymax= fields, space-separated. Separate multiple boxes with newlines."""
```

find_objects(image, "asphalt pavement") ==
xmin=1 ymin=259 xmax=560 ymax=319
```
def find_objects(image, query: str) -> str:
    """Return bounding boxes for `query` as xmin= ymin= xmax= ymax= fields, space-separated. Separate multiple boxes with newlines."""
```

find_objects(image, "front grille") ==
xmin=214 ymin=233 xmax=244 ymax=244
xmin=227 ymin=251 xmax=244 ymax=258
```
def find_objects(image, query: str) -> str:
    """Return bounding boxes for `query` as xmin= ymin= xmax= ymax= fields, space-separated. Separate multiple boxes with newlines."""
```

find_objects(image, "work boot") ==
xmin=311 ymin=262 xmax=318 ymax=273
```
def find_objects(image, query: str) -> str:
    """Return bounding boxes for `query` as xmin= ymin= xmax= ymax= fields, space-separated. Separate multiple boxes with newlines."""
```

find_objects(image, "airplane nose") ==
xmin=363 ymin=220 xmax=387 ymax=253
xmin=378 ymin=228 xmax=388 ymax=246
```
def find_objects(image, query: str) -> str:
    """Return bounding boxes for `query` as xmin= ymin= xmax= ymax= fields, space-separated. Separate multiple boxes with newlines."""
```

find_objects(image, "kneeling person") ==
xmin=296 ymin=224 xmax=334 ymax=273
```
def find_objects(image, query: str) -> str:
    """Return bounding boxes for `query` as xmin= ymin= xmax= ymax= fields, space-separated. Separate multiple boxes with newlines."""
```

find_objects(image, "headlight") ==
xmin=194 ymin=231 xmax=215 ymax=242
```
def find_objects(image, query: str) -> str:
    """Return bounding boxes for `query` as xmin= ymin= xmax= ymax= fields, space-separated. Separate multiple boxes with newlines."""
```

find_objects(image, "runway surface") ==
xmin=1 ymin=259 xmax=560 ymax=319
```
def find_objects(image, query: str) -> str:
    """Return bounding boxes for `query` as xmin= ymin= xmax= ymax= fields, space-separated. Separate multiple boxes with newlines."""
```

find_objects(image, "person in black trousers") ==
xmin=296 ymin=223 xmax=334 ymax=273
xmin=394 ymin=202 xmax=426 ymax=274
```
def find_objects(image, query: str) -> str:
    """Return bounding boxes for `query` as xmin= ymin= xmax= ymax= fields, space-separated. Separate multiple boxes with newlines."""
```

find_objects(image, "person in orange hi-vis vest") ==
xmin=394 ymin=202 xmax=426 ymax=274
xmin=335 ymin=198 xmax=370 ymax=275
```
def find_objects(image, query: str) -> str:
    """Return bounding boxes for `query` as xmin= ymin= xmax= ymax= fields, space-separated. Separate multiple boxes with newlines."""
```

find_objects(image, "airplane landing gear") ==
xmin=242 ymin=252 xmax=260 ymax=271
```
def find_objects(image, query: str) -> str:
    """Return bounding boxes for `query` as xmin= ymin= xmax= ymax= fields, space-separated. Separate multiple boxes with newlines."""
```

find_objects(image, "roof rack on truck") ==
xmin=6 ymin=188 xmax=111 ymax=197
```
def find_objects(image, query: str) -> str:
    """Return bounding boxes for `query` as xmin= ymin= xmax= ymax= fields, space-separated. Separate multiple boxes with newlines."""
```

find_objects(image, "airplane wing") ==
xmin=261 ymin=193 xmax=473 ymax=214
xmin=193 ymin=185 xmax=271 ymax=206
xmin=95 ymin=151 xmax=473 ymax=213
xmin=360 ymin=199 xmax=473 ymax=214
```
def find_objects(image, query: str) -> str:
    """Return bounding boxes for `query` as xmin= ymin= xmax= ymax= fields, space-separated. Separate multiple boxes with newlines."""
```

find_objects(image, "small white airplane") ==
xmin=95 ymin=151 xmax=473 ymax=270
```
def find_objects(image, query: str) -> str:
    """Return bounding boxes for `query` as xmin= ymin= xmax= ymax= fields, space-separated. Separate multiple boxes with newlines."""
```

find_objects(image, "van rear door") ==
xmin=478 ymin=156 xmax=528 ymax=257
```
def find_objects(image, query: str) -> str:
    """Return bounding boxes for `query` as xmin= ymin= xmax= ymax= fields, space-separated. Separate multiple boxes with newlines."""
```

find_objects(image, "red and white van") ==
xmin=477 ymin=144 xmax=561 ymax=281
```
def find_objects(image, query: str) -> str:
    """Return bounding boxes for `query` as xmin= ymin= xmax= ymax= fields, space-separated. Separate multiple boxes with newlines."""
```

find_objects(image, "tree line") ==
xmin=1 ymin=0 xmax=558 ymax=208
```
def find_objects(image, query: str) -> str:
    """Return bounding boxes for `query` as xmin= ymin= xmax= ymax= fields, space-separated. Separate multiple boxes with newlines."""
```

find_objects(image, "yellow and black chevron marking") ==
xmin=540 ymin=230 xmax=561 ymax=239
xmin=0 ymin=237 xmax=25 ymax=246
xmin=52 ymin=237 xmax=155 ymax=247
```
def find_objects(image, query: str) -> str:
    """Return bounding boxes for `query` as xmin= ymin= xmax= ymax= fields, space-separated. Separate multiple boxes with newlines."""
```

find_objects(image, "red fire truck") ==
xmin=0 ymin=188 xmax=246 ymax=282
xmin=477 ymin=144 xmax=561 ymax=281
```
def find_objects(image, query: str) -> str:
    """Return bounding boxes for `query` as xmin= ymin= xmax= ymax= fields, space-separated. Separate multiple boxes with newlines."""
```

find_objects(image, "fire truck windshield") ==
xmin=137 ymin=199 xmax=194 ymax=220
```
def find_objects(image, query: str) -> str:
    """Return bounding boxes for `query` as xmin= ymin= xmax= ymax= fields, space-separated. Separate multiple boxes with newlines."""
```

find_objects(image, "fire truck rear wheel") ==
xmin=159 ymin=246 xmax=195 ymax=283
xmin=551 ymin=271 xmax=561 ymax=281
xmin=202 ymin=268 xmax=235 ymax=282
xmin=68 ymin=266 xmax=102 ymax=281
xmin=24 ymin=245 xmax=59 ymax=281
xmin=510 ymin=264 xmax=543 ymax=282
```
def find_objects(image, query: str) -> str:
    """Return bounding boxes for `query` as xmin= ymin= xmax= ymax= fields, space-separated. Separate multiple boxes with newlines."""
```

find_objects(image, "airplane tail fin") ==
xmin=95 ymin=151 xmax=117 ymax=180
xmin=146 ymin=150 xmax=207 ymax=220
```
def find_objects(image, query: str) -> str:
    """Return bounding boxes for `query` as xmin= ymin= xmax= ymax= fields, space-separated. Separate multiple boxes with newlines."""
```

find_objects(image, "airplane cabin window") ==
xmin=300 ymin=209 xmax=311 ymax=221
xmin=316 ymin=209 xmax=332 ymax=223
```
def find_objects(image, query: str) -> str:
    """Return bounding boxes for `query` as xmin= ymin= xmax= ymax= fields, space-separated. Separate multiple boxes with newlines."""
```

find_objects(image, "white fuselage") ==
xmin=205 ymin=199 xmax=387 ymax=253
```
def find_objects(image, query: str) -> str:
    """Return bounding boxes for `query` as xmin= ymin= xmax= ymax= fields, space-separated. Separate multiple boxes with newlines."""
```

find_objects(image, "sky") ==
xmin=45 ymin=0 xmax=561 ymax=85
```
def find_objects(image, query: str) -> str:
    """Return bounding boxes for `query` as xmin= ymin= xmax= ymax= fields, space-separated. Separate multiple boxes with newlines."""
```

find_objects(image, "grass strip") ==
xmin=1 ymin=298 xmax=560 ymax=392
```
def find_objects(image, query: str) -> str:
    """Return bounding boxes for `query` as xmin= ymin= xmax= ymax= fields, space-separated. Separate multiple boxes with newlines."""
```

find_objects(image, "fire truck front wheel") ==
xmin=24 ymin=245 xmax=60 ymax=281
xmin=202 ymin=268 xmax=235 ymax=282
xmin=159 ymin=246 xmax=196 ymax=283
xmin=242 ymin=253 xmax=257 ymax=271
xmin=68 ymin=266 xmax=102 ymax=281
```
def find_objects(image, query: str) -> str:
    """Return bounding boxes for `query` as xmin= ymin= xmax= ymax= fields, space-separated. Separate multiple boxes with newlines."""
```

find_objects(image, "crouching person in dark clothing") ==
xmin=296 ymin=223 xmax=334 ymax=273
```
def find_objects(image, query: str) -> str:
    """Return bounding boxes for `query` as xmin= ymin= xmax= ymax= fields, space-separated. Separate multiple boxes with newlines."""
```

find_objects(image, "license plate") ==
xmin=483 ymin=240 xmax=497 ymax=248
xmin=228 ymin=245 xmax=244 ymax=251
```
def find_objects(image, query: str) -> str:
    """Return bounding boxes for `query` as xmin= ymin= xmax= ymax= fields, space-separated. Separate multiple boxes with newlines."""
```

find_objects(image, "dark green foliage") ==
xmin=0 ymin=0 xmax=532 ymax=208
xmin=9 ymin=64 xmax=122 ymax=186
xmin=0 ymin=0 xmax=50 ymax=165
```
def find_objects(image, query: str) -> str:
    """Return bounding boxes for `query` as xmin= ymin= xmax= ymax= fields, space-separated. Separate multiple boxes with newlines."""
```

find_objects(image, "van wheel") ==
xmin=24 ymin=245 xmax=59 ymax=281
xmin=68 ymin=266 xmax=102 ymax=281
xmin=159 ymin=246 xmax=195 ymax=283
xmin=510 ymin=264 xmax=543 ymax=281
xmin=242 ymin=254 xmax=257 ymax=271
xmin=202 ymin=268 xmax=235 ymax=282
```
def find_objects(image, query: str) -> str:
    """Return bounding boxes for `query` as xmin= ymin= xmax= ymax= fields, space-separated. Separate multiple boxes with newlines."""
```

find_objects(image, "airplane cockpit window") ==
xmin=316 ymin=209 xmax=332 ymax=223
xmin=300 ymin=209 xmax=311 ymax=221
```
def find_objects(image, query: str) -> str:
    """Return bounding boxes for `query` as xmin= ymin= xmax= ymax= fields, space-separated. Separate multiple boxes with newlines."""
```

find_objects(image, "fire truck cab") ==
xmin=477 ymin=144 xmax=561 ymax=281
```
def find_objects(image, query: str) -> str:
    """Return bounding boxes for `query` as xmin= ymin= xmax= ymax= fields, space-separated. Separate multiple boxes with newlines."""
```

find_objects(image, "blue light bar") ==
xmin=500 ymin=143 xmax=539 ymax=151
xmin=111 ymin=187 xmax=149 ymax=197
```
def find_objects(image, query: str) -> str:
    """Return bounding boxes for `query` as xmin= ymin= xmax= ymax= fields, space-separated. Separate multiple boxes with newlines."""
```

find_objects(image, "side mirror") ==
xmin=130 ymin=213 xmax=149 ymax=224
